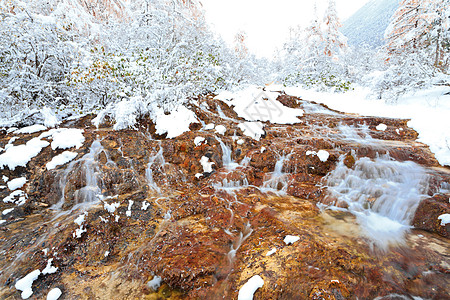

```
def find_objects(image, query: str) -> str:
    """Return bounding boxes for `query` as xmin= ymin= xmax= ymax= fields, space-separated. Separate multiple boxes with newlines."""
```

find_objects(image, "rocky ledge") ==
xmin=0 ymin=92 xmax=449 ymax=299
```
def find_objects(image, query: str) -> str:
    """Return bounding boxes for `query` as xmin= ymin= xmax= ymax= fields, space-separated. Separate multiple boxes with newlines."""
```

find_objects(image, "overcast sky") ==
xmin=201 ymin=0 xmax=369 ymax=57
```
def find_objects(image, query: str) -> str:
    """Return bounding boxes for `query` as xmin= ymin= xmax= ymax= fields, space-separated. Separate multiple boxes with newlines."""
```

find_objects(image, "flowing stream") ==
xmin=323 ymin=154 xmax=430 ymax=248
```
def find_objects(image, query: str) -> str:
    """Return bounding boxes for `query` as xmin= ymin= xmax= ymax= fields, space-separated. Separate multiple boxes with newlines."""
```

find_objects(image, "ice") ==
xmin=73 ymin=226 xmax=87 ymax=238
xmin=147 ymin=275 xmax=162 ymax=291
xmin=15 ymin=269 xmax=41 ymax=299
xmin=438 ymin=214 xmax=450 ymax=226
xmin=238 ymin=122 xmax=265 ymax=141
xmin=284 ymin=235 xmax=300 ymax=245
xmin=42 ymin=258 xmax=58 ymax=275
xmin=200 ymin=156 xmax=215 ymax=173
xmin=46 ymin=288 xmax=62 ymax=300
xmin=238 ymin=275 xmax=264 ymax=300
xmin=141 ymin=201 xmax=150 ymax=210
xmin=14 ymin=125 xmax=47 ymax=134
xmin=126 ymin=200 xmax=133 ymax=217
xmin=0 ymin=137 xmax=49 ymax=170
xmin=154 ymin=105 xmax=198 ymax=138
xmin=51 ymin=128 xmax=85 ymax=150
xmin=46 ymin=151 xmax=78 ymax=170
xmin=7 ymin=177 xmax=27 ymax=191
xmin=376 ymin=123 xmax=387 ymax=131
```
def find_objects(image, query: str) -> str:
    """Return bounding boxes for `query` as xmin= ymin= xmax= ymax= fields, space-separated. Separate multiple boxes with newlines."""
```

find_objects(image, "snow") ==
xmin=284 ymin=235 xmax=300 ymax=245
xmin=104 ymin=251 xmax=110 ymax=257
xmin=15 ymin=269 xmax=41 ymax=299
xmin=238 ymin=275 xmax=264 ymax=300
xmin=42 ymin=258 xmax=58 ymax=275
xmin=154 ymin=105 xmax=198 ymax=139
xmin=7 ymin=177 xmax=27 ymax=191
xmin=73 ymin=226 xmax=87 ymax=238
xmin=260 ymin=146 xmax=266 ymax=153
xmin=14 ymin=125 xmax=47 ymax=134
xmin=2 ymin=175 xmax=8 ymax=182
xmin=238 ymin=122 xmax=265 ymax=141
xmin=3 ymin=190 xmax=27 ymax=206
xmin=141 ymin=201 xmax=150 ymax=210
xmin=215 ymin=125 xmax=226 ymax=135
xmin=200 ymin=156 xmax=215 ymax=173
xmin=237 ymin=139 xmax=245 ymax=145
xmin=74 ymin=212 xmax=87 ymax=226
xmin=46 ymin=288 xmax=62 ymax=300
xmin=317 ymin=150 xmax=330 ymax=162
xmin=2 ymin=208 xmax=14 ymax=215
xmin=283 ymin=85 xmax=450 ymax=166
xmin=40 ymin=107 xmax=60 ymax=127
xmin=147 ymin=275 xmax=162 ymax=291
xmin=51 ymin=128 xmax=85 ymax=150
xmin=438 ymin=214 xmax=450 ymax=226
xmin=376 ymin=123 xmax=387 ymax=131
xmin=104 ymin=202 xmax=120 ymax=213
xmin=0 ymin=137 xmax=49 ymax=170
xmin=215 ymin=86 xmax=303 ymax=124
xmin=266 ymin=248 xmax=277 ymax=256
xmin=205 ymin=123 xmax=215 ymax=130
xmin=46 ymin=151 xmax=78 ymax=170
xmin=194 ymin=137 xmax=206 ymax=146
xmin=306 ymin=150 xmax=330 ymax=162
xmin=126 ymin=200 xmax=133 ymax=217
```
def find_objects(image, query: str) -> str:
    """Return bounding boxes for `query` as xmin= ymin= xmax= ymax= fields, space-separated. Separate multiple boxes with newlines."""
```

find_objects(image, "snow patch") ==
xmin=15 ymin=269 xmax=41 ymax=299
xmin=46 ymin=151 xmax=78 ymax=170
xmin=238 ymin=122 xmax=265 ymax=141
xmin=2 ymin=207 xmax=14 ymax=215
xmin=266 ymin=248 xmax=276 ymax=256
xmin=200 ymin=156 xmax=215 ymax=173
xmin=42 ymin=258 xmax=58 ymax=275
xmin=438 ymin=214 xmax=450 ymax=226
xmin=0 ymin=137 xmax=49 ymax=170
xmin=46 ymin=288 xmax=62 ymax=300
xmin=284 ymin=235 xmax=300 ymax=245
xmin=376 ymin=123 xmax=387 ymax=131
xmin=238 ymin=275 xmax=264 ymax=300
xmin=194 ymin=137 xmax=206 ymax=146
xmin=317 ymin=150 xmax=330 ymax=162
xmin=7 ymin=177 xmax=27 ymax=191
xmin=215 ymin=125 xmax=226 ymax=135
xmin=14 ymin=125 xmax=47 ymax=135
xmin=51 ymin=129 xmax=85 ymax=150
xmin=155 ymin=105 xmax=198 ymax=139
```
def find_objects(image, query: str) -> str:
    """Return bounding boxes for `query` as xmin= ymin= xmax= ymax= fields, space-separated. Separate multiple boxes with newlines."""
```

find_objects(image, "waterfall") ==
xmin=323 ymin=154 xmax=430 ymax=248
xmin=215 ymin=136 xmax=239 ymax=170
xmin=145 ymin=145 xmax=165 ymax=194
xmin=261 ymin=152 xmax=293 ymax=194
xmin=53 ymin=139 xmax=105 ymax=210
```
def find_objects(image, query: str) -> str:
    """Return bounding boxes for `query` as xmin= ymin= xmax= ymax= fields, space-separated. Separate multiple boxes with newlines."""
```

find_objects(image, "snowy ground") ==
xmin=276 ymin=85 xmax=450 ymax=167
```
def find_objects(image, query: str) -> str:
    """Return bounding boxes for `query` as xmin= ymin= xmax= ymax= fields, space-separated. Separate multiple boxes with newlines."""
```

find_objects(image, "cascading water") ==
xmin=335 ymin=124 xmax=375 ymax=145
xmin=54 ymin=139 xmax=105 ymax=210
xmin=261 ymin=152 xmax=293 ymax=194
xmin=145 ymin=145 xmax=165 ymax=194
xmin=215 ymin=136 xmax=238 ymax=170
xmin=323 ymin=154 xmax=430 ymax=248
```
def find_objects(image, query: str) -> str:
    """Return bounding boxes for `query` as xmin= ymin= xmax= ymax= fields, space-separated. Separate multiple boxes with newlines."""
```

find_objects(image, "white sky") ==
xmin=201 ymin=0 xmax=370 ymax=57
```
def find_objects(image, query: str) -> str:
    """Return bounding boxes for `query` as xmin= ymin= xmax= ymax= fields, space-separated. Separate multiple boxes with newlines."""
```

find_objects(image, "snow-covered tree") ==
xmin=322 ymin=0 xmax=348 ymax=57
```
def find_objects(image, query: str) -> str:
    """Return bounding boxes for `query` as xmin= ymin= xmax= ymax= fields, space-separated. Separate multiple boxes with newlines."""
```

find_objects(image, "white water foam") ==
xmin=324 ymin=154 xmax=430 ymax=248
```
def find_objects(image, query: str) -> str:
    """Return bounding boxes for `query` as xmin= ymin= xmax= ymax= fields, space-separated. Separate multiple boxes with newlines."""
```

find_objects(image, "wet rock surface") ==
xmin=0 ymin=93 xmax=449 ymax=299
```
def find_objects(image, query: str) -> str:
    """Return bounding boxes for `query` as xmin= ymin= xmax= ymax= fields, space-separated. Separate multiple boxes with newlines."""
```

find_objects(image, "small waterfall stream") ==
xmin=261 ymin=152 xmax=293 ymax=194
xmin=145 ymin=145 xmax=166 ymax=194
xmin=323 ymin=154 xmax=430 ymax=248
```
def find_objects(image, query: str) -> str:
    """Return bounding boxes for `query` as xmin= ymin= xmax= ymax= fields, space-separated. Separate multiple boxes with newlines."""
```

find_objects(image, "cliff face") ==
xmin=0 ymin=91 xmax=449 ymax=299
